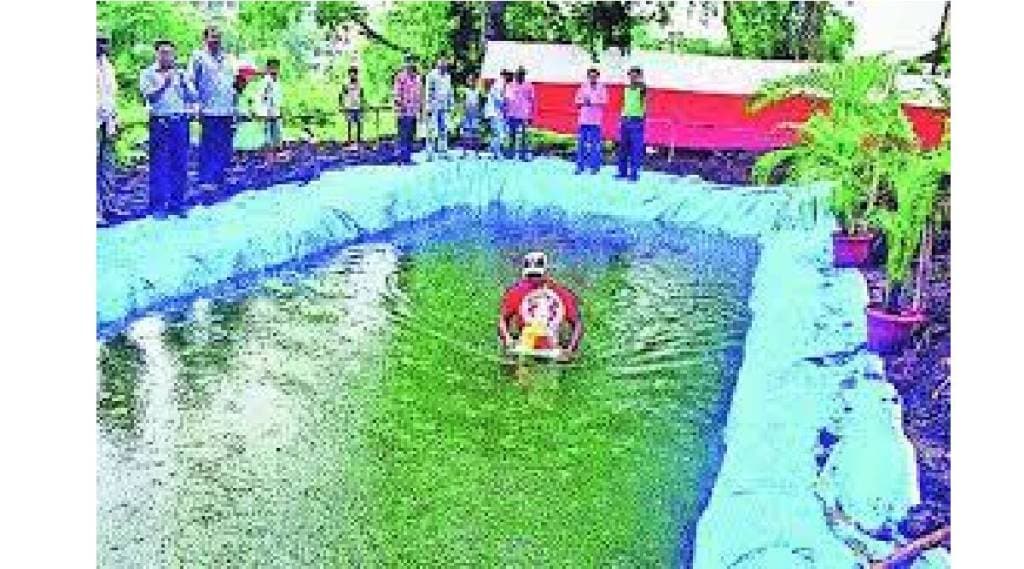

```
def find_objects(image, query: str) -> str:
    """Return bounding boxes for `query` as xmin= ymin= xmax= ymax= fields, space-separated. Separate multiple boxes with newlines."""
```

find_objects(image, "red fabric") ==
xmin=531 ymin=83 xmax=948 ymax=151
xmin=500 ymin=278 xmax=580 ymax=326
xmin=902 ymin=104 xmax=948 ymax=149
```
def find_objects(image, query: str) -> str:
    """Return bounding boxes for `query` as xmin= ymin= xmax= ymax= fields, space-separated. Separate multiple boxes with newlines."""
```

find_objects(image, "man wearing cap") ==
xmin=423 ymin=56 xmax=455 ymax=160
xmin=97 ymin=32 xmax=117 ymax=225
xmin=506 ymin=66 xmax=536 ymax=161
xmin=140 ymin=39 xmax=195 ymax=218
xmin=393 ymin=54 xmax=422 ymax=165
xmin=617 ymin=66 xmax=647 ymax=182
xmin=188 ymin=25 xmax=237 ymax=196
xmin=574 ymin=67 xmax=608 ymax=174
xmin=498 ymin=252 xmax=584 ymax=361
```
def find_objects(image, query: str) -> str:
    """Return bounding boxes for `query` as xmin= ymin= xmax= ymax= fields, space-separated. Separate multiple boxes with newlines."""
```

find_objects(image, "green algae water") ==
xmin=97 ymin=207 xmax=758 ymax=567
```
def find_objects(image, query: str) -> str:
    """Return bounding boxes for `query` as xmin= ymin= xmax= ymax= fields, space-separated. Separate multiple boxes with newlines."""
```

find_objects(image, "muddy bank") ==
xmin=99 ymin=141 xmax=764 ymax=228
xmin=863 ymin=227 xmax=951 ymax=552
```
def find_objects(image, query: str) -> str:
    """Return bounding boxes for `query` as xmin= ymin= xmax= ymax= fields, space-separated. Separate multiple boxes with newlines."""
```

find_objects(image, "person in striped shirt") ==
xmin=392 ymin=54 xmax=422 ymax=165
xmin=506 ymin=66 xmax=536 ymax=161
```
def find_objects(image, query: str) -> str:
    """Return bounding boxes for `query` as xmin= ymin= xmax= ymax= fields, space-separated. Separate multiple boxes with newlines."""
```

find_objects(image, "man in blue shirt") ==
xmin=188 ymin=26 xmax=236 ymax=198
xmin=140 ymin=39 xmax=194 ymax=218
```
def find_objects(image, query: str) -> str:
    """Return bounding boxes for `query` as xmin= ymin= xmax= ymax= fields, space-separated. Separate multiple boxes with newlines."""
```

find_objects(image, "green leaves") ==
xmin=98 ymin=1 xmax=206 ymax=104
xmin=724 ymin=1 xmax=854 ymax=62
xmin=869 ymin=149 xmax=947 ymax=286
xmin=749 ymin=57 xmax=919 ymax=234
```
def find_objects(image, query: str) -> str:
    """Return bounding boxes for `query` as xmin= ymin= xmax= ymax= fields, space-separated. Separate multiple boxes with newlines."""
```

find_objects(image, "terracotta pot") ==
xmin=833 ymin=231 xmax=875 ymax=268
xmin=866 ymin=304 xmax=927 ymax=355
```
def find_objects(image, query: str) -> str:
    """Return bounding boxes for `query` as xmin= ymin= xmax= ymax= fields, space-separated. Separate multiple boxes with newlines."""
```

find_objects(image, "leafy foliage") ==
xmin=752 ymin=55 xmax=951 ymax=307
xmin=359 ymin=1 xmax=453 ymax=108
xmin=751 ymin=57 xmax=916 ymax=233
xmin=236 ymin=1 xmax=305 ymax=51
xmin=870 ymin=148 xmax=948 ymax=287
xmin=98 ymin=1 xmax=208 ymax=165
xmin=724 ymin=1 xmax=854 ymax=62
xmin=98 ymin=1 xmax=207 ymax=107
xmin=313 ymin=1 xmax=367 ymax=30
xmin=501 ymin=1 xmax=673 ymax=61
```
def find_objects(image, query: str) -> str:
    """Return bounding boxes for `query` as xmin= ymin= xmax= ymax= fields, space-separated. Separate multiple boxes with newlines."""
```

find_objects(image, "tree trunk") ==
xmin=450 ymin=1 xmax=481 ymax=85
xmin=932 ymin=1 xmax=951 ymax=74
xmin=485 ymin=1 xmax=506 ymax=41
xmin=913 ymin=221 xmax=933 ymax=313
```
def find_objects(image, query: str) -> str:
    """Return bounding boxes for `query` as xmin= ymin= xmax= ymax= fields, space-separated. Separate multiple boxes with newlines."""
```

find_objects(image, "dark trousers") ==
xmin=148 ymin=115 xmax=189 ymax=214
xmin=199 ymin=115 xmax=233 ymax=185
xmin=345 ymin=109 xmax=363 ymax=144
xmin=97 ymin=125 xmax=115 ymax=216
xmin=617 ymin=118 xmax=645 ymax=180
xmin=507 ymin=117 xmax=530 ymax=160
xmin=575 ymin=124 xmax=603 ymax=173
xmin=396 ymin=115 xmax=416 ymax=164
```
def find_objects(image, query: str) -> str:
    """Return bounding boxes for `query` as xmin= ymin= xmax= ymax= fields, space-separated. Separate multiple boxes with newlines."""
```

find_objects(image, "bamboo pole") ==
xmin=931 ymin=1 xmax=950 ymax=75
xmin=870 ymin=526 xmax=951 ymax=568
xmin=913 ymin=220 xmax=932 ymax=312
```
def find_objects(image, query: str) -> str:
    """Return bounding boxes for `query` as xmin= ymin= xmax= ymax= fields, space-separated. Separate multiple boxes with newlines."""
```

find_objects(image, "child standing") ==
xmin=259 ymin=59 xmax=283 ymax=155
xmin=617 ymin=66 xmax=647 ymax=181
xmin=340 ymin=66 xmax=364 ymax=149
xmin=460 ymin=74 xmax=483 ymax=158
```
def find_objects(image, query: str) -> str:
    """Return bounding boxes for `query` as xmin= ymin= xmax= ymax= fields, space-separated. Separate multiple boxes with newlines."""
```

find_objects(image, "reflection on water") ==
xmin=97 ymin=208 xmax=758 ymax=567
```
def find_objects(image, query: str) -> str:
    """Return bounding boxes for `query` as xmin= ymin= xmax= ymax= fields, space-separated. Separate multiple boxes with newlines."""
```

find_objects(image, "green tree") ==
xmin=314 ymin=1 xmax=367 ymax=29
xmin=97 ymin=1 xmax=206 ymax=107
xmin=504 ymin=1 xmax=674 ymax=61
xmin=449 ymin=1 xmax=485 ymax=84
xmin=360 ymin=1 xmax=454 ymax=107
xmin=97 ymin=1 xmax=207 ymax=164
xmin=723 ymin=1 xmax=853 ymax=62
xmin=236 ymin=1 xmax=304 ymax=50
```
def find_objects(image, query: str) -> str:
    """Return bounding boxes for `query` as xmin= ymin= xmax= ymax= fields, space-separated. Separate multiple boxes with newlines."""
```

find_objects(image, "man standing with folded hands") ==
xmin=140 ymin=39 xmax=194 ymax=218
xmin=574 ymin=67 xmax=607 ymax=174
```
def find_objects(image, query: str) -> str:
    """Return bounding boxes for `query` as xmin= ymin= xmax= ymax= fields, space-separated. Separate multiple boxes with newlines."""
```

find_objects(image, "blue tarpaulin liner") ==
xmin=96 ymin=157 xmax=944 ymax=568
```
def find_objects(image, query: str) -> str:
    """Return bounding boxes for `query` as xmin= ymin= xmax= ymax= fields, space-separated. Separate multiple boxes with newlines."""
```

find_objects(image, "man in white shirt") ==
xmin=96 ymin=31 xmax=117 ymax=225
xmin=188 ymin=25 xmax=237 ymax=197
xmin=484 ymin=71 xmax=508 ymax=159
xmin=423 ymin=56 xmax=454 ymax=160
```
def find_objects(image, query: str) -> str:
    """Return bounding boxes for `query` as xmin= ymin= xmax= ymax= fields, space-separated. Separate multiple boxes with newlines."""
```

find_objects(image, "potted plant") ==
xmin=750 ymin=57 xmax=916 ymax=267
xmin=865 ymin=145 xmax=948 ymax=354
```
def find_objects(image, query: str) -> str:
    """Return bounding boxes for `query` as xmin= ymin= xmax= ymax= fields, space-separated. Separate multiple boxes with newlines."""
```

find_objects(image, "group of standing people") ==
xmin=137 ymin=26 xmax=258 ymax=218
xmin=389 ymin=53 xmax=647 ymax=180
xmin=97 ymin=26 xmax=284 ymax=222
xmin=391 ymin=54 xmax=538 ymax=162
xmin=575 ymin=65 xmax=648 ymax=181
xmin=97 ymin=31 xmax=650 ymax=225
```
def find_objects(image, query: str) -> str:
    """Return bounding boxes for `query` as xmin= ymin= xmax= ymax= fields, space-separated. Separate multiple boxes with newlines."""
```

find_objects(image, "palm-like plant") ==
xmin=870 ymin=147 xmax=949 ymax=310
xmin=750 ymin=57 xmax=917 ymax=235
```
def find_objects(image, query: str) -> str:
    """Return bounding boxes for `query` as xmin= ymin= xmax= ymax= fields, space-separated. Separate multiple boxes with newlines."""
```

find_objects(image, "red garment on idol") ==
xmin=500 ymin=278 xmax=579 ymax=349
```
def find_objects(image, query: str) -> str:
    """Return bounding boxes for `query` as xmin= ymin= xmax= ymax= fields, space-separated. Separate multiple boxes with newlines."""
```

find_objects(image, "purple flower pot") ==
xmin=866 ymin=305 xmax=927 ymax=355
xmin=833 ymin=231 xmax=875 ymax=268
